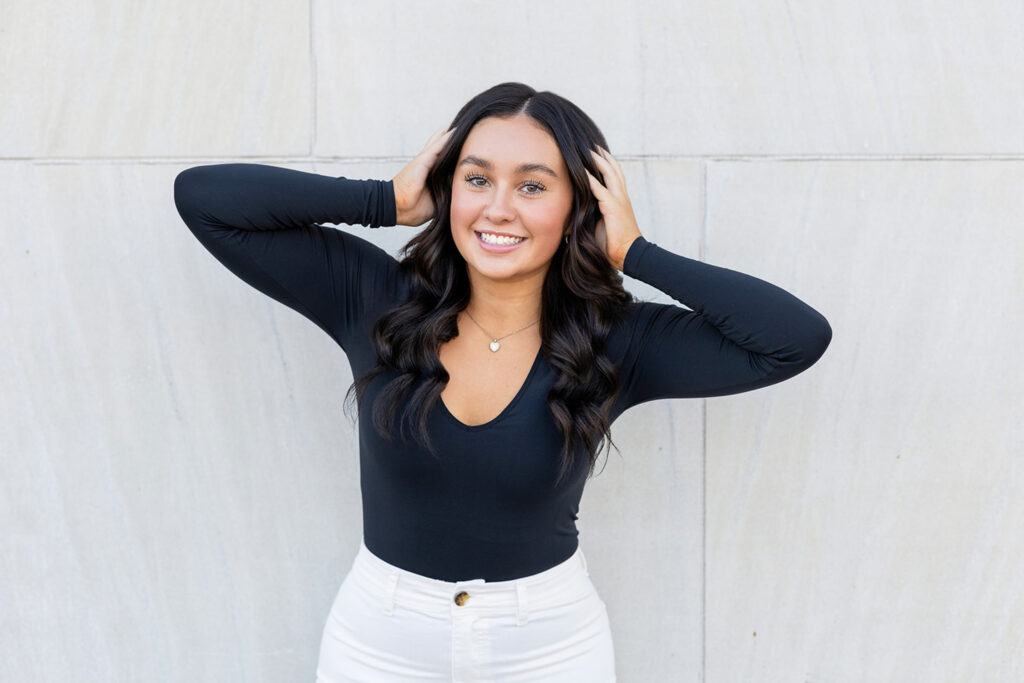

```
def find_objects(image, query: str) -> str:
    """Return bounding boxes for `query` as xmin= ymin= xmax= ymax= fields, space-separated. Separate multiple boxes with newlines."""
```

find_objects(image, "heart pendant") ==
xmin=489 ymin=341 xmax=501 ymax=352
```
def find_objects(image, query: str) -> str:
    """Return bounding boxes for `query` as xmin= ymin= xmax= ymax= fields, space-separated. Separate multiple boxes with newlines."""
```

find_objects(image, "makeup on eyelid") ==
xmin=463 ymin=173 xmax=548 ymax=194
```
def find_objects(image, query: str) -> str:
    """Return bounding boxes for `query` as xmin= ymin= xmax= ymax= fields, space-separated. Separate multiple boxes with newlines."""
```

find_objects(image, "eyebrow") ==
xmin=457 ymin=155 xmax=559 ymax=178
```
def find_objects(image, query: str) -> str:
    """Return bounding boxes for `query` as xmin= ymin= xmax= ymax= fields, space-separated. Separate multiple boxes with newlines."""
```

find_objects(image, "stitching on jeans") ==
xmin=515 ymin=582 xmax=529 ymax=626
xmin=383 ymin=573 xmax=398 ymax=616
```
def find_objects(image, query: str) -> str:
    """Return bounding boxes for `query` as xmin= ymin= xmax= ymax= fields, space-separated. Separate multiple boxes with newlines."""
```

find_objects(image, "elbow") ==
xmin=771 ymin=311 xmax=832 ymax=377
xmin=174 ymin=164 xmax=231 ymax=224
xmin=173 ymin=166 xmax=209 ymax=221
xmin=173 ymin=167 xmax=198 ymax=221
xmin=744 ymin=312 xmax=833 ymax=389
xmin=800 ymin=312 xmax=833 ymax=369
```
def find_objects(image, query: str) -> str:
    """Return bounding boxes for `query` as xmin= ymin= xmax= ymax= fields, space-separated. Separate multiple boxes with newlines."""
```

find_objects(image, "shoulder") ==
xmin=602 ymin=300 xmax=645 ymax=361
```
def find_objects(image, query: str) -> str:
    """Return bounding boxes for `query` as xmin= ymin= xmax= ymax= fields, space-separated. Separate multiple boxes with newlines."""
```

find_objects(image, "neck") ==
xmin=464 ymin=270 xmax=544 ymax=332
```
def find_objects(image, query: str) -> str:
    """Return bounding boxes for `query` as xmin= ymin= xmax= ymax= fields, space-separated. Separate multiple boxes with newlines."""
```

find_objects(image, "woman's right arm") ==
xmin=173 ymin=163 xmax=400 ymax=347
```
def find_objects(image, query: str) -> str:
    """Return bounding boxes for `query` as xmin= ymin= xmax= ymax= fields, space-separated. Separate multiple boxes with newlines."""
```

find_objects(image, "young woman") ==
xmin=174 ymin=82 xmax=832 ymax=682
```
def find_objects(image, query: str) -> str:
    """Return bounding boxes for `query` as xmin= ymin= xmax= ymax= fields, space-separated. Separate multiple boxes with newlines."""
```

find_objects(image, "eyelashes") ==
xmin=462 ymin=173 xmax=547 ymax=194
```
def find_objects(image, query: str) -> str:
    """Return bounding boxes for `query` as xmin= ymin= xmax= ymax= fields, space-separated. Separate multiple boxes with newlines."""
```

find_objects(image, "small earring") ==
xmin=564 ymin=233 xmax=569 ymax=244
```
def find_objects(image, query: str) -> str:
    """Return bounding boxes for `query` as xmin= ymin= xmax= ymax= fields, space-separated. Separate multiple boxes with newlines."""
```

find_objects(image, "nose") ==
xmin=482 ymin=185 xmax=515 ymax=224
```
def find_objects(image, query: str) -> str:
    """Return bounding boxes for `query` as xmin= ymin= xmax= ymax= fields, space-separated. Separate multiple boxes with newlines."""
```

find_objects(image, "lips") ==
xmin=475 ymin=230 xmax=527 ymax=253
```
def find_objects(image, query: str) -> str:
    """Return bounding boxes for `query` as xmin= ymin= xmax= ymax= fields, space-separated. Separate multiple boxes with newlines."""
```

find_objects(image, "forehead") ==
xmin=459 ymin=115 xmax=565 ymax=171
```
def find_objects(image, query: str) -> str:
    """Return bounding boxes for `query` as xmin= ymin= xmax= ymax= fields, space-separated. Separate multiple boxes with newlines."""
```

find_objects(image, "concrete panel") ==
xmin=0 ymin=3 xmax=310 ymax=158
xmin=314 ymin=0 xmax=1024 ymax=157
xmin=703 ymin=160 xmax=1024 ymax=681
xmin=583 ymin=402 xmax=705 ymax=681
xmin=313 ymin=0 xmax=642 ymax=158
xmin=0 ymin=161 xmax=402 ymax=682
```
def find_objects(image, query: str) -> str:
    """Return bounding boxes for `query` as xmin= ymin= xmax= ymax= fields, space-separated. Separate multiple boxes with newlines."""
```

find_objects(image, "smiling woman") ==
xmin=449 ymin=115 xmax=573 ymax=288
xmin=173 ymin=81 xmax=832 ymax=681
xmin=359 ymin=86 xmax=648 ymax=482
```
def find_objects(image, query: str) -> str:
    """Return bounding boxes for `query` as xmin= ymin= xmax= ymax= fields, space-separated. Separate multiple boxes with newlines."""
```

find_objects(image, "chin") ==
xmin=469 ymin=260 xmax=519 ymax=279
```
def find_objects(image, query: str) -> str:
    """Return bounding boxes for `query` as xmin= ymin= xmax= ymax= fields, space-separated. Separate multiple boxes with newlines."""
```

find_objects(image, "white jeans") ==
xmin=315 ymin=538 xmax=617 ymax=682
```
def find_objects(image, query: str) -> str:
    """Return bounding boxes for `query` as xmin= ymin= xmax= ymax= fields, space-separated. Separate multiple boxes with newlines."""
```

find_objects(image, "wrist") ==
xmin=393 ymin=201 xmax=404 ymax=227
xmin=614 ymin=233 xmax=643 ymax=271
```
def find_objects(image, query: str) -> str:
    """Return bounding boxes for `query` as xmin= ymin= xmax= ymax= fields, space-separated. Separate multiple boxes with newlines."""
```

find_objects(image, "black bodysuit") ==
xmin=173 ymin=163 xmax=832 ymax=582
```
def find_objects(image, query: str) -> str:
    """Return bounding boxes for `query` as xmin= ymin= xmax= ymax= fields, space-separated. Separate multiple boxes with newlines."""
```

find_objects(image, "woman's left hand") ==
xmin=585 ymin=147 xmax=643 ymax=272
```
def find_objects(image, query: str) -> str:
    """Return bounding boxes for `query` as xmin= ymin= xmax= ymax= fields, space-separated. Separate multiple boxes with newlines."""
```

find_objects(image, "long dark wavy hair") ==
xmin=344 ymin=82 xmax=637 ymax=485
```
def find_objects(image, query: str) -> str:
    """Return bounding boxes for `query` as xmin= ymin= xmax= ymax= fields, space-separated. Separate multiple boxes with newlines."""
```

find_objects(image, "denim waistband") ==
xmin=348 ymin=538 xmax=593 ymax=625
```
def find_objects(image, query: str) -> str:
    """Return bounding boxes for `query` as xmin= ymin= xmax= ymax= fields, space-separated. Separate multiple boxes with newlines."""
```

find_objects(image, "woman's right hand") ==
xmin=392 ymin=126 xmax=455 ymax=226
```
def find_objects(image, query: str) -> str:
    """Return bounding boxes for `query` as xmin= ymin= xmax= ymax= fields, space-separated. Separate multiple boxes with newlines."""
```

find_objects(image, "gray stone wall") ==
xmin=3 ymin=2 xmax=1021 ymax=681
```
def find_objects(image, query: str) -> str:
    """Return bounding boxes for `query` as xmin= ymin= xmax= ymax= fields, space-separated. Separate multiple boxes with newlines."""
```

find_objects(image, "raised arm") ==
xmin=581 ymin=147 xmax=831 ymax=412
xmin=611 ymin=235 xmax=833 ymax=412
xmin=172 ymin=163 xmax=400 ymax=348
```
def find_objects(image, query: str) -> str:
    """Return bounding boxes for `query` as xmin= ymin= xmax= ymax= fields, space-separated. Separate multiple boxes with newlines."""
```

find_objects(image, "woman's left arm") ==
xmin=613 ymin=236 xmax=832 ymax=408
xmin=586 ymin=147 xmax=832 ymax=409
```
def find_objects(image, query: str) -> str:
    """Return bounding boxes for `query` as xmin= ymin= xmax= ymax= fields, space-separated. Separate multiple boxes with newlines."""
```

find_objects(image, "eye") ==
xmin=521 ymin=179 xmax=547 ymax=195
xmin=462 ymin=173 xmax=547 ymax=195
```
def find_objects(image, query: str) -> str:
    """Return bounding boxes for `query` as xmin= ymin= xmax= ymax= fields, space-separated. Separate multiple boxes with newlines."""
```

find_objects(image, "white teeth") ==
xmin=478 ymin=232 xmax=525 ymax=246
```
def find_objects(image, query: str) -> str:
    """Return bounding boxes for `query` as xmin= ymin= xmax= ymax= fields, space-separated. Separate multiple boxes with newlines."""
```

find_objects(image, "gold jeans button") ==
xmin=453 ymin=591 xmax=469 ymax=606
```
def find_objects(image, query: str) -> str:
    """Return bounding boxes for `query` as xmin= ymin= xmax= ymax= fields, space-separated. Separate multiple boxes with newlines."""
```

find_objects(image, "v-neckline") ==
xmin=439 ymin=347 xmax=544 ymax=431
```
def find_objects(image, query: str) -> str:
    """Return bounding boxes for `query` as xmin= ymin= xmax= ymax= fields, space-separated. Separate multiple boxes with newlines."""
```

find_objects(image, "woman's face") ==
xmin=450 ymin=114 xmax=573 ymax=288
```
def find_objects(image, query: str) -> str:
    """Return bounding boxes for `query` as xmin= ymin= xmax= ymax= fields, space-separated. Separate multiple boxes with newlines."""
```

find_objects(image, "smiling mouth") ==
xmin=475 ymin=230 xmax=527 ymax=245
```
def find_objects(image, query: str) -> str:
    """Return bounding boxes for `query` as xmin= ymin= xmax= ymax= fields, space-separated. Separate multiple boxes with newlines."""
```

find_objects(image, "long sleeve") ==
xmin=173 ymin=163 xmax=402 ymax=350
xmin=611 ymin=236 xmax=832 ymax=412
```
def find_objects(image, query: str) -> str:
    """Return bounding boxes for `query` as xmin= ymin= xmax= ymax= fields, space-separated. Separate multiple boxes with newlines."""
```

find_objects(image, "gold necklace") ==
xmin=463 ymin=309 xmax=540 ymax=352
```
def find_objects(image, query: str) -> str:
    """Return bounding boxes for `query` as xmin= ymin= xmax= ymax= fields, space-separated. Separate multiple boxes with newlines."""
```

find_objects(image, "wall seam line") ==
xmin=699 ymin=158 xmax=708 ymax=683
xmin=309 ymin=0 xmax=317 ymax=160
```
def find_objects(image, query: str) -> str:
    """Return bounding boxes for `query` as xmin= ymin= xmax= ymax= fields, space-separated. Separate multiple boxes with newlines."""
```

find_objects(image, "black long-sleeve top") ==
xmin=173 ymin=163 xmax=832 ymax=581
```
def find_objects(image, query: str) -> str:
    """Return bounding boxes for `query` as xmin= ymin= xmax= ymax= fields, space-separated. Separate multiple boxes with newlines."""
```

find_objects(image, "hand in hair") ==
xmin=585 ymin=147 xmax=644 ymax=272
xmin=392 ymin=126 xmax=455 ymax=226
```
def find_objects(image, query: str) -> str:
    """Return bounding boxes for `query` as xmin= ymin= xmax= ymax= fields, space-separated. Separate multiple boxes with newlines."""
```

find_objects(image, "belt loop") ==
xmin=382 ymin=573 xmax=399 ymax=616
xmin=579 ymin=546 xmax=589 ymax=576
xmin=515 ymin=581 xmax=529 ymax=626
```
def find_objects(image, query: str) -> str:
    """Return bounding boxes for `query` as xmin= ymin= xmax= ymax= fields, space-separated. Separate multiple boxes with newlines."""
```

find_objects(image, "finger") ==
xmin=429 ymin=126 xmax=452 ymax=146
xmin=589 ymin=150 xmax=620 ymax=192
xmin=584 ymin=168 xmax=607 ymax=196
xmin=435 ymin=127 xmax=455 ymax=150
xmin=418 ymin=129 xmax=442 ymax=156
xmin=430 ymin=129 xmax=450 ymax=147
xmin=595 ymin=146 xmax=626 ymax=185
xmin=596 ymin=146 xmax=623 ymax=174
xmin=421 ymin=127 xmax=453 ymax=158
xmin=588 ymin=150 xmax=612 ymax=178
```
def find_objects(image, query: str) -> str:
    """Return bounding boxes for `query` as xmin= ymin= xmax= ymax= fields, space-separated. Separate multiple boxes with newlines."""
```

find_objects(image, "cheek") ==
xmin=524 ymin=203 xmax=571 ymax=240
xmin=449 ymin=188 xmax=475 ymax=229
